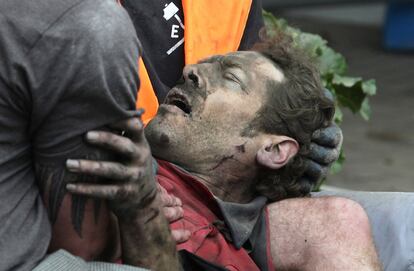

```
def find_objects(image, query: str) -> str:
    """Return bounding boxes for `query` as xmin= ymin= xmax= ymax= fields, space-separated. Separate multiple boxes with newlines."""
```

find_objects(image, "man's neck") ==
xmin=160 ymin=154 xmax=258 ymax=203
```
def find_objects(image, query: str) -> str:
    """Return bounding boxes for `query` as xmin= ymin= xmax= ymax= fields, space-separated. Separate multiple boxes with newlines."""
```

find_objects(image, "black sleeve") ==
xmin=238 ymin=0 xmax=264 ymax=50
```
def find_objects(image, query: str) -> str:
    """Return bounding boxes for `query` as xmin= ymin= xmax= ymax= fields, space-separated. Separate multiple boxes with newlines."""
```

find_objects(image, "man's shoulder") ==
xmin=63 ymin=0 xmax=136 ymax=45
xmin=0 ymin=0 xmax=135 ymax=51
xmin=0 ymin=0 xmax=80 ymax=47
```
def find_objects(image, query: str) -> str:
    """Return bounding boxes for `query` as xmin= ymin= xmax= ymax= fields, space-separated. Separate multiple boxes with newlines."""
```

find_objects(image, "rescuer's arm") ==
xmin=28 ymin=0 xmax=142 ymax=262
xmin=1 ymin=0 xmax=144 ymax=269
xmin=66 ymin=117 xmax=180 ymax=271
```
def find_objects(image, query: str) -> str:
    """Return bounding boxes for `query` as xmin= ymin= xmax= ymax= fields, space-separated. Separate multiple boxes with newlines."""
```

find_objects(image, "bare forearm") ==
xmin=118 ymin=194 xmax=180 ymax=270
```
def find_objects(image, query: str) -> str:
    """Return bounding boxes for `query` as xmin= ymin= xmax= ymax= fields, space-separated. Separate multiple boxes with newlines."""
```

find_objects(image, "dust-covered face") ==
xmin=145 ymin=51 xmax=284 ymax=173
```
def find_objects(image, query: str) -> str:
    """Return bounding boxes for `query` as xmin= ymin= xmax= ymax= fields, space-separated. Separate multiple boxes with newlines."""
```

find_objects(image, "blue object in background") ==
xmin=384 ymin=2 xmax=414 ymax=50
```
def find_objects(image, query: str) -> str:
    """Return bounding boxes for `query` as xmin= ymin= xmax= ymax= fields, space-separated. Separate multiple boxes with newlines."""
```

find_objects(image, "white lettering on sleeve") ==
xmin=171 ymin=25 xmax=179 ymax=38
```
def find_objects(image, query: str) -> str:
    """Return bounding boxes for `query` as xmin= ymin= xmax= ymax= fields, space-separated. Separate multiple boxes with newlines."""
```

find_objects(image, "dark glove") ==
xmin=306 ymin=123 xmax=343 ymax=179
xmin=301 ymin=89 xmax=343 ymax=186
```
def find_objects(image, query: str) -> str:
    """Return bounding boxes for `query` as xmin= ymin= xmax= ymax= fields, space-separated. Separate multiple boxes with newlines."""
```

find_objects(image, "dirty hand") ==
xmin=302 ymin=89 xmax=343 ymax=186
xmin=303 ymin=123 xmax=343 ymax=184
xmin=65 ymin=116 xmax=190 ymax=242
xmin=65 ymin=117 xmax=157 ymax=219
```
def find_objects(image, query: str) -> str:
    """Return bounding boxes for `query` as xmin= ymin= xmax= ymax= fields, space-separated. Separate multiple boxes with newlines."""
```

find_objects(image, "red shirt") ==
xmin=157 ymin=160 xmax=273 ymax=271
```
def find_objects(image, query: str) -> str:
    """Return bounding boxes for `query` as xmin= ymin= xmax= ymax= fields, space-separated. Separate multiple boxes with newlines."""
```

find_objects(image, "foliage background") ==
xmin=263 ymin=11 xmax=377 ymax=181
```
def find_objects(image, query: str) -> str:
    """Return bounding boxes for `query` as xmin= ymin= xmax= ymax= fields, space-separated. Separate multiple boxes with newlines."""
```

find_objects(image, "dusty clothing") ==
xmin=0 ymin=0 xmax=140 ymax=270
xmin=157 ymin=160 xmax=275 ymax=271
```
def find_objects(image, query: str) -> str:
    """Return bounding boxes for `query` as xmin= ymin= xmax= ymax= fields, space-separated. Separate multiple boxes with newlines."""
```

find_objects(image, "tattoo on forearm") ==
xmin=71 ymin=194 xmax=87 ymax=237
xmin=35 ymin=153 xmax=108 ymax=237
xmin=36 ymin=164 xmax=69 ymax=225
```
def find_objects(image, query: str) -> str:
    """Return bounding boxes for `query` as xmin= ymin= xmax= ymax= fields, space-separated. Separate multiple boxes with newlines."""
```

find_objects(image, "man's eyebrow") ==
xmin=221 ymin=58 xmax=244 ymax=69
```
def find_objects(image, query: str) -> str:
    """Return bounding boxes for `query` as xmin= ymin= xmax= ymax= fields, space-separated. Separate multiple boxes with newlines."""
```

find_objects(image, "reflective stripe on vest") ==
xmin=137 ymin=0 xmax=252 ymax=124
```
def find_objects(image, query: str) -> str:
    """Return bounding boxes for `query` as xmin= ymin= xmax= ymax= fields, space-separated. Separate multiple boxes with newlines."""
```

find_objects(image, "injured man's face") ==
xmin=147 ymin=53 xmax=281 ymax=159
xmin=145 ymin=51 xmax=297 ymax=200
xmin=146 ymin=44 xmax=333 ymax=202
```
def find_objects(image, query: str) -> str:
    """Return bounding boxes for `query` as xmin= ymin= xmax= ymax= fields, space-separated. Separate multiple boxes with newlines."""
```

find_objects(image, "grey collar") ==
xmin=215 ymin=196 xmax=267 ymax=249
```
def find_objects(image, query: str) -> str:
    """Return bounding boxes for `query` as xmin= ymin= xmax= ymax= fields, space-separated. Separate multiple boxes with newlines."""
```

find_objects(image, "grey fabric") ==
xmin=0 ymin=0 xmax=140 ymax=270
xmin=249 ymin=209 xmax=272 ymax=271
xmin=216 ymin=195 xmax=271 ymax=270
xmin=215 ymin=196 xmax=267 ymax=249
xmin=33 ymin=250 xmax=148 ymax=271
xmin=313 ymin=191 xmax=414 ymax=271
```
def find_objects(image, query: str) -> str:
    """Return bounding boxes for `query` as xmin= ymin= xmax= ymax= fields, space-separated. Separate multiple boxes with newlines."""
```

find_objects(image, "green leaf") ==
xmin=360 ymin=98 xmax=372 ymax=121
xmin=332 ymin=75 xmax=366 ymax=113
xmin=294 ymin=32 xmax=347 ymax=75
xmin=295 ymin=32 xmax=327 ymax=56
xmin=332 ymin=74 xmax=362 ymax=87
xmin=361 ymin=79 xmax=377 ymax=96
xmin=331 ymin=74 xmax=376 ymax=119
xmin=317 ymin=47 xmax=347 ymax=75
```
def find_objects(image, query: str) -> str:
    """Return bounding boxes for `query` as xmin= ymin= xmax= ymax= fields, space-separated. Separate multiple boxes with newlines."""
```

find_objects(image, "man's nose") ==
xmin=182 ymin=65 xmax=203 ymax=88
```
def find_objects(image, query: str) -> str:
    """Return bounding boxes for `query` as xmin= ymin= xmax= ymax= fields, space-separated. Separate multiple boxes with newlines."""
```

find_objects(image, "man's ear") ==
xmin=256 ymin=136 xmax=299 ymax=170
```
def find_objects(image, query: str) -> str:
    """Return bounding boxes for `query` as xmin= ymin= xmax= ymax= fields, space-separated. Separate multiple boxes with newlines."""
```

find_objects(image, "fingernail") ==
xmin=66 ymin=159 xmax=79 ymax=170
xmin=86 ymin=131 xmax=99 ymax=141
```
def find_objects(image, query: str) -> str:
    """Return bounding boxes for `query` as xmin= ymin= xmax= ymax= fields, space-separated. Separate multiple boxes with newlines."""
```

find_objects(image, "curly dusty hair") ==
xmin=244 ymin=31 xmax=335 ymax=202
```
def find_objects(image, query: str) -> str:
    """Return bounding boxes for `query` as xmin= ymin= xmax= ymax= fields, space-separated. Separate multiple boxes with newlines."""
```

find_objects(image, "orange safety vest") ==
xmin=136 ymin=0 xmax=252 ymax=124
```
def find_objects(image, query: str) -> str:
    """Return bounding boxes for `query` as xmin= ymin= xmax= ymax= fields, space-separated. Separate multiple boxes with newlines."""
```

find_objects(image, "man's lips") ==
xmin=164 ymin=88 xmax=192 ymax=115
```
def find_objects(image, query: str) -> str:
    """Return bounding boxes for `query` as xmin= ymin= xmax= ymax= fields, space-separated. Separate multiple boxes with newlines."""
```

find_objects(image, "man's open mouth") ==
xmin=164 ymin=89 xmax=192 ymax=114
